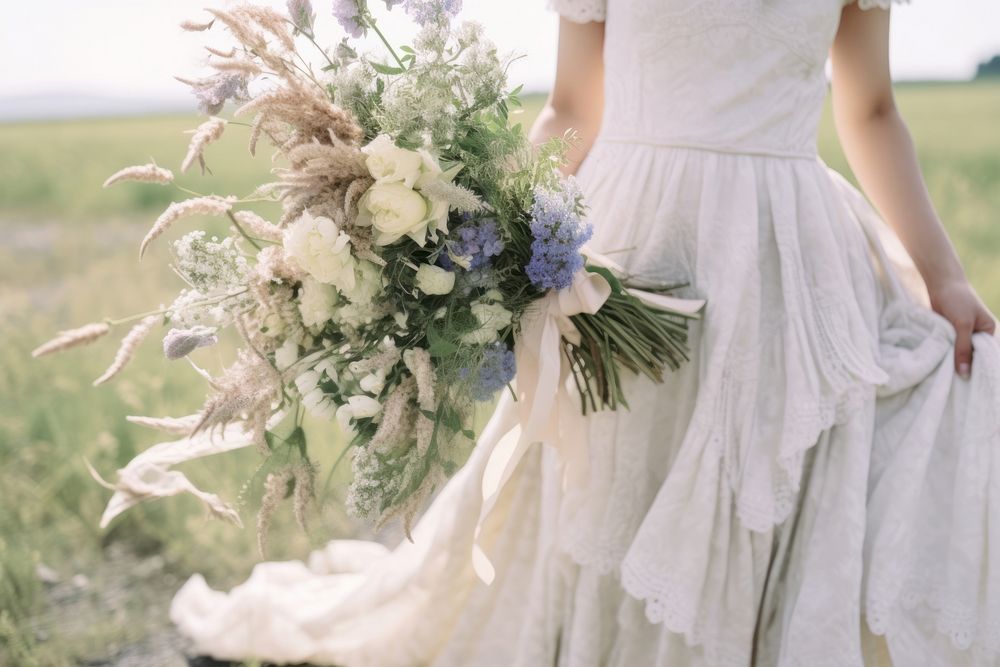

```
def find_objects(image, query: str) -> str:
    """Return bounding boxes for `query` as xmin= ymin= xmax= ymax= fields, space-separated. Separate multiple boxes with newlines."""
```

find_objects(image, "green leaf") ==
xmin=371 ymin=61 xmax=405 ymax=75
xmin=426 ymin=323 xmax=459 ymax=357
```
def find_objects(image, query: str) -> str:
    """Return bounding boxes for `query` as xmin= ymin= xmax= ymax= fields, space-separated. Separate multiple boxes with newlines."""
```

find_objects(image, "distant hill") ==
xmin=976 ymin=55 xmax=1000 ymax=79
xmin=0 ymin=91 xmax=189 ymax=123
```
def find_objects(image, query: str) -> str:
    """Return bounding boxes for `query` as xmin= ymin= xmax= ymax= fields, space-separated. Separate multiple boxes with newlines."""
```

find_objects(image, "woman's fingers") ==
xmin=954 ymin=320 xmax=973 ymax=379
xmin=975 ymin=310 xmax=997 ymax=336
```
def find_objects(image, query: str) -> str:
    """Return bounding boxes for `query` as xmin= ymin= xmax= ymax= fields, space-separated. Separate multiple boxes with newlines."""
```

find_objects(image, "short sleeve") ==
xmin=855 ymin=0 xmax=911 ymax=10
xmin=547 ymin=0 xmax=606 ymax=24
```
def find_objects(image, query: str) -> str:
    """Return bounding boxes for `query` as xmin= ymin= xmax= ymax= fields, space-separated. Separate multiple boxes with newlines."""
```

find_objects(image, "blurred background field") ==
xmin=1 ymin=81 xmax=999 ymax=665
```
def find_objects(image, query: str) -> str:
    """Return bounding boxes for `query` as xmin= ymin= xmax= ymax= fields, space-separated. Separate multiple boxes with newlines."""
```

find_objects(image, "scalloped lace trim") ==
xmin=546 ymin=0 xmax=606 ymax=23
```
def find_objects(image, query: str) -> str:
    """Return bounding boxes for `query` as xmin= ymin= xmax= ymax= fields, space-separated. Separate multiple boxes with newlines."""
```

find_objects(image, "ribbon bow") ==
xmin=471 ymin=255 xmax=705 ymax=583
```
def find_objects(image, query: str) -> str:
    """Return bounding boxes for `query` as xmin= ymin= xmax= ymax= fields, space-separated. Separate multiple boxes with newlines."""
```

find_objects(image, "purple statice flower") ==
xmin=333 ymin=0 xmax=364 ymax=38
xmin=190 ymin=73 xmax=246 ymax=115
xmin=403 ymin=0 xmax=462 ymax=26
xmin=525 ymin=179 xmax=593 ymax=291
xmin=287 ymin=0 xmax=314 ymax=34
xmin=446 ymin=218 xmax=504 ymax=270
xmin=463 ymin=342 xmax=516 ymax=401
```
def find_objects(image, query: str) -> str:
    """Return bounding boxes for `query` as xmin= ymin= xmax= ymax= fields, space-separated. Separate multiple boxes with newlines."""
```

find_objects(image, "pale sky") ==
xmin=2 ymin=0 xmax=999 ymax=101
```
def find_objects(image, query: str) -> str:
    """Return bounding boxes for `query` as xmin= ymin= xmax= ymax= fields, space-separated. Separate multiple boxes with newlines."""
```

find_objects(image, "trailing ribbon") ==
xmin=471 ymin=259 xmax=706 ymax=583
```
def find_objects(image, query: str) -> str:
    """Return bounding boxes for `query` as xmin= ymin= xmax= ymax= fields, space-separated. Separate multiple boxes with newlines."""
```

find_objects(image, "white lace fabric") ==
xmin=171 ymin=0 xmax=1000 ymax=665
xmin=547 ymin=0 xmax=605 ymax=23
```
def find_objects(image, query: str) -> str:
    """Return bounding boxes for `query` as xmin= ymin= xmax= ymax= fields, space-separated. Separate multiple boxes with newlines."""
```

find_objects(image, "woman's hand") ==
xmin=927 ymin=278 xmax=997 ymax=379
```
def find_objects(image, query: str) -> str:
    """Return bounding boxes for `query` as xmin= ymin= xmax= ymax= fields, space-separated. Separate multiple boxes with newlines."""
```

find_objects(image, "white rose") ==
xmin=298 ymin=276 xmax=338 ymax=329
xmin=461 ymin=301 xmax=513 ymax=345
xmin=283 ymin=211 xmax=357 ymax=288
xmin=362 ymin=134 xmax=423 ymax=187
xmin=356 ymin=182 xmax=430 ymax=246
xmin=415 ymin=263 xmax=455 ymax=295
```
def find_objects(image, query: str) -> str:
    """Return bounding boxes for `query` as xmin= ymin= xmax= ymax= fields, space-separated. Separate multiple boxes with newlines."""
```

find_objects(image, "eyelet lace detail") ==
xmin=547 ymin=0 xmax=606 ymax=23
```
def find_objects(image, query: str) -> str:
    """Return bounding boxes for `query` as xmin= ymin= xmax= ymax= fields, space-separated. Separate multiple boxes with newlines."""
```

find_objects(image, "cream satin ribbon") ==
xmin=472 ymin=255 xmax=705 ymax=584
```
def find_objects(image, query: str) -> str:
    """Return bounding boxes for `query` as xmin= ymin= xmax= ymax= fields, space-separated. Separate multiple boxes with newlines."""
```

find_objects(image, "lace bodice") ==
xmin=548 ymin=0 xmax=909 ymax=158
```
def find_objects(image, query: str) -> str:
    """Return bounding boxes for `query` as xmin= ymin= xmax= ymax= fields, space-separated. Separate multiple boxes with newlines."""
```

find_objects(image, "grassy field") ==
xmin=0 ymin=82 xmax=998 ymax=665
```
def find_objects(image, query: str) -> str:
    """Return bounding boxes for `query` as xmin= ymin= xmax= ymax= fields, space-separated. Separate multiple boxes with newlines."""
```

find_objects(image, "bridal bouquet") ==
xmin=33 ymin=0 xmax=702 ymax=545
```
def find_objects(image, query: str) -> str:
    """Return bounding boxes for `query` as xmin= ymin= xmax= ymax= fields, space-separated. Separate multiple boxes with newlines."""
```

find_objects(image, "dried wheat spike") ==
xmin=180 ymin=18 xmax=215 ymax=32
xmin=103 ymin=164 xmax=174 ymax=188
xmin=32 ymin=322 xmax=111 ymax=358
xmin=93 ymin=314 xmax=159 ymax=385
xmin=181 ymin=117 xmax=227 ymax=174
xmin=140 ymin=196 xmax=234 ymax=259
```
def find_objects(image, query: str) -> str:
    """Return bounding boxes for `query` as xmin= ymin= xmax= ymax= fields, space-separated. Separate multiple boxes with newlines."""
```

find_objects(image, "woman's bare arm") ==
xmin=528 ymin=18 xmax=605 ymax=175
xmin=831 ymin=4 xmax=996 ymax=377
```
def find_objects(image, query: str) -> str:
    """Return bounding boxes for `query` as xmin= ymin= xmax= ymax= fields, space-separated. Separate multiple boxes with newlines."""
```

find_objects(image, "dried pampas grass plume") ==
xmin=93 ymin=314 xmax=160 ymax=386
xmin=32 ymin=322 xmax=111 ymax=358
xmin=103 ymin=164 xmax=174 ymax=188
xmin=140 ymin=196 xmax=234 ymax=259
xmin=180 ymin=18 xmax=215 ymax=32
xmin=181 ymin=117 xmax=227 ymax=173
xmin=257 ymin=467 xmax=294 ymax=557
xmin=204 ymin=45 xmax=237 ymax=58
xmin=210 ymin=58 xmax=263 ymax=77
xmin=292 ymin=461 xmax=316 ymax=533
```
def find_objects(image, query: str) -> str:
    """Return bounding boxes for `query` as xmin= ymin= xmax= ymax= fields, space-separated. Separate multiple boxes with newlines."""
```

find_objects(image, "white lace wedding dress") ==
xmin=170 ymin=0 xmax=1000 ymax=664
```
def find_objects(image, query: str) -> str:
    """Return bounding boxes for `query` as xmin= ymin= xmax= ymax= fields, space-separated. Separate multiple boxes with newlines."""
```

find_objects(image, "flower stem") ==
xmin=368 ymin=19 xmax=406 ymax=70
xmin=104 ymin=289 xmax=249 ymax=327
xmin=227 ymin=210 xmax=264 ymax=251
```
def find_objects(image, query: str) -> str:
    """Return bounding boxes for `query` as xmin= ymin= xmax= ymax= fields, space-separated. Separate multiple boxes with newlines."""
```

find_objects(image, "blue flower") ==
xmin=463 ymin=342 xmax=516 ymax=401
xmin=525 ymin=179 xmax=593 ymax=291
xmin=445 ymin=218 xmax=504 ymax=271
xmin=401 ymin=0 xmax=462 ymax=26
xmin=333 ymin=0 xmax=364 ymax=37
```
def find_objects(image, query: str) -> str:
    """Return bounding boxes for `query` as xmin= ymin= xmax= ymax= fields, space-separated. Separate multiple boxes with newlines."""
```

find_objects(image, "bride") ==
xmin=172 ymin=1 xmax=1000 ymax=665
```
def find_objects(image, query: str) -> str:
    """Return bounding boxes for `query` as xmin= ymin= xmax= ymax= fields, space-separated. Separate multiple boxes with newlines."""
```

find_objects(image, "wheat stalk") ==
xmin=32 ymin=322 xmax=111 ymax=358
xmin=93 ymin=314 xmax=159 ymax=385
xmin=181 ymin=117 xmax=227 ymax=174
xmin=103 ymin=164 xmax=174 ymax=188
xmin=180 ymin=18 xmax=214 ymax=32
xmin=140 ymin=196 xmax=234 ymax=259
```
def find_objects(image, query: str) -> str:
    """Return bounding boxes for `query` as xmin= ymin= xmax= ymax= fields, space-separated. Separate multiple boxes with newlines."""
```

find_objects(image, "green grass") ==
xmin=0 ymin=83 xmax=998 ymax=664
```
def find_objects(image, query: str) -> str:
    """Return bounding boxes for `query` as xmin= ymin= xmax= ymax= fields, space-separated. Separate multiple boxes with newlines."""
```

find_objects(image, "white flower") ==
xmin=302 ymin=387 xmax=336 ymax=420
xmin=393 ymin=310 xmax=409 ymax=329
xmin=356 ymin=182 xmax=430 ymax=246
xmin=283 ymin=211 xmax=357 ymax=288
xmin=362 ymin=134 xmax=424 ymax=187
xmin=461 ymin=301 xmax=513 ymax=345
xmin=415 ymin=263 xmax=455 ymax=295
xmin=336 ymin=395 xmax=383 ymax=432
xmin=274 ymin=339 xmax=300 ymax=371
xmin=295 ymin=370 xmax=321 ymax=395
xmin=415 ymin=150 xmax=462 ymax=239
xmin=298 ymin=277 xmax=338 ymax=329
xmin=340 ymin=260 xmax=383 ymax=305
xmin=360 ymin=369 xmax=386 ymax=395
